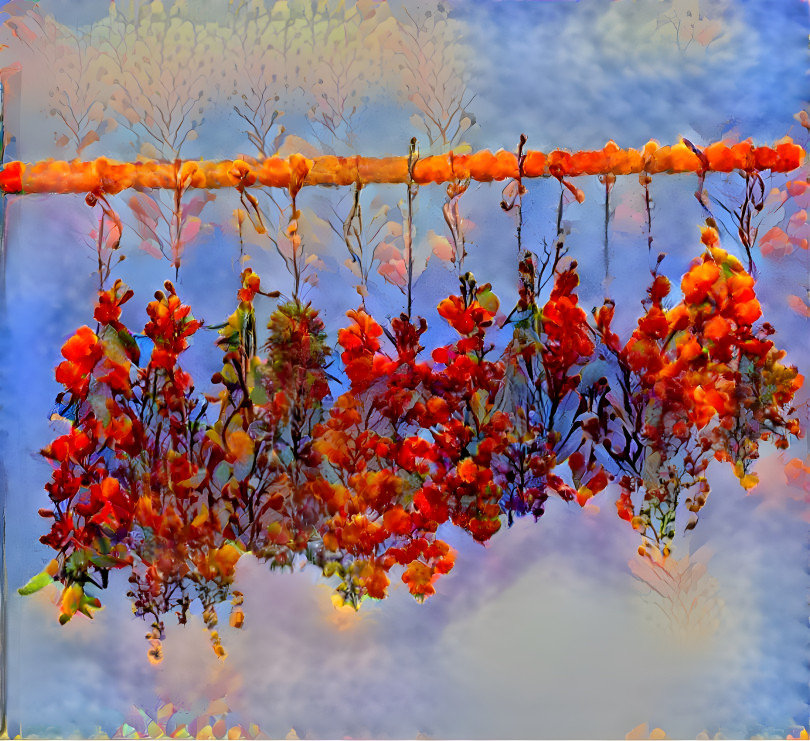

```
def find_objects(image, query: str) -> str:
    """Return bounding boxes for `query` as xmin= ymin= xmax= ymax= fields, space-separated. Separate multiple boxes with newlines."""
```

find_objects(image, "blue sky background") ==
xmin=1 ymin=0 xmax=809 ymax=738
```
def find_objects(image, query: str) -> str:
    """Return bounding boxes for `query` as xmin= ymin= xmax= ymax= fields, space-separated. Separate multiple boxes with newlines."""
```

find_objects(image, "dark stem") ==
xmin=644 ymin=178 xmax=653 ymax=256
xmin=97 ymin=212 xmax=106 ymax=292
xmin=406 ymin=138 xmax=418 ymax=319
xmin=173 ymin=172 xmax=183 ymax=281
xmin=516 ymin=134 xmax=527 ymax=256
xmin=406 ymin=185 xmax=415 ymax=317
xmin=291 ymin=194 xmax=300 ymax=303
xmin=604 ymin=180 xmax=611 ymax=282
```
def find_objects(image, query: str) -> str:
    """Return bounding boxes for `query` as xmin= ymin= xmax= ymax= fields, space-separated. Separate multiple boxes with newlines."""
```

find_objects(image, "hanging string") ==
xmin=406 ymin=137 xmax=419 ymax=319
xmin=600 ymin=172 xmax=616 ymax=287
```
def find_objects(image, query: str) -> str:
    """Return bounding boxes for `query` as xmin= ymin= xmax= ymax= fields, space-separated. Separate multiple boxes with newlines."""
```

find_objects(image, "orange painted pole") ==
xmin=0 ymin=139 xmax=804 ymax=196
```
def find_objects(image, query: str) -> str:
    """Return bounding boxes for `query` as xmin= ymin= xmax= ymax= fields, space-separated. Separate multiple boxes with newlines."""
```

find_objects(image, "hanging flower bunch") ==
xmin=590 ymin=224 xmax=803 ymax=555
xmin=20 ymin=222 xmax=802 ymax=661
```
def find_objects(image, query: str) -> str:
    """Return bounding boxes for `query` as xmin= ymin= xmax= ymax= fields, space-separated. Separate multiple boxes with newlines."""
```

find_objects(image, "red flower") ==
xmin=401 ymin=560 xmax=438 ymax=599
xmin=414 ymin=484 xmax=450 ymax=525
xmin=237 ymin=269 xmax=262 ymax=303
xmin=94 ymin=280 xmax=134 ymax=329
xmin=437 ymin=293 xmax=496 ymax=337
xmin=595 ymin=301 xmax=621 ymax=352
xmin=616 ymin=490 xmax=634 ymax=522
xmin=40 ymin=514 xmax=76 ymax=549
xmin=45 ymin=428 xmax=94 ymax=463
xmin=55 ymin=326 xmax=102 ymax=395
xmin=144 ymin=290 xmax=202 ymax=370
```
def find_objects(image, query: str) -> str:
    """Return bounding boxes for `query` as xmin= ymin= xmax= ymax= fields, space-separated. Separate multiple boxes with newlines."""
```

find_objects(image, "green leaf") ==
xmin=249 ymin=361 xmax=269 ymax=404
xmin=249 ymin=383 xmax=268 ymax=405
xmin=220 ymin=363 xmax=238 ymax=384
xmin=117 ymin=328 xmax=141 ymax=365
xmin=476 ymin=286 xmax=500 ymax=315
xmin=213 ymin=461 xmax=232 ymax=487
xmin=65 ymin=549 xmax=89 ymax=576
xmin=78 ymin=593 xmax=103 ymax=619
xmin=18 ymin=570 xmax=53 ymax=596
xmin=90 ymin=553 xmax=120 ymax=569
xmin=59 ymin=583 xmax=83 ymax=624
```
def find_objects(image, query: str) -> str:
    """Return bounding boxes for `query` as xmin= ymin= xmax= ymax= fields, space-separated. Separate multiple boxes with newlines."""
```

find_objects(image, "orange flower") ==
xmin=226 ymin=429 xmax=254 ymax=467
xmin=677 ymin=336 xmax=703 ymax=362
xmin=402 ymin=560 xmax=437 ymax=598
xmin=229 ymin=609 xmax=245 ymax=629
xmin=382 ymin=505 xmax=412 ymax=536
xmin=638 ymin=306 xmax=670 ymax=339
xmin=649 ymin=275 xmax=671 ymax=303
xmin=682 ymin=259 xmax=720 ymax=304
xmin=733 ymin=299 xmax=762 ymax=325
xmin=700 ymin=225 xmax=720 ymax=248
xmin=61 ymin=325 xmax=100 ymax=363
xmin=209 ymin=544 xmax=242 ymax=580
xmin=595 ymin=302 xmax=621 ymax=351
xmin=360 ymin=562 xmax=390 ymax=600
xmin=672 ymin=420 xmax=689 ymax=439
xmin=237 ymin=269 xmax=261 ymax=303
xmin=703 ymin=315 xmax=731 ymax=341
xmin=727 ymin=272 xmax=756 ymax=303
xmin=55 ymin=326 xmax=103 ymax=395
xmin=456 ymin=458 xmax=479 ymax=483
xmin=666 ymin=305 xmax=690 ymax=333
xmin=437 ymin=296 xmax=475 ymax=335
xmin=339 ymin=309 xmax=383 ymax=351
xmin=467 ymin=517 xmax=501 ymax=542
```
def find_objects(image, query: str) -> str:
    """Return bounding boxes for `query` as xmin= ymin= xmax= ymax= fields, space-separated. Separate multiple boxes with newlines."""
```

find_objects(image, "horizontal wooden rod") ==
xmin=0 ymin=138 xmax=804 ymax=196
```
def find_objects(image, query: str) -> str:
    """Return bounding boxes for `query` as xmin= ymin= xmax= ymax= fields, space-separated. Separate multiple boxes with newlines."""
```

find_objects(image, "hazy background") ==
xmin=1 ymin=0 xmax=808 ymax=737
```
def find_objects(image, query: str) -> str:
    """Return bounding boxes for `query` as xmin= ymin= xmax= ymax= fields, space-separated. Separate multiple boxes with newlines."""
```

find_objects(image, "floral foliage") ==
xmin=590 ymin=223 xmax=803 ymax=554
xmin=497 ymin=253 xmax=605 ymax=523
xmin=23 ymin=225 xmax=803 ymax=660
